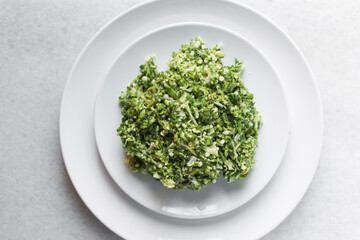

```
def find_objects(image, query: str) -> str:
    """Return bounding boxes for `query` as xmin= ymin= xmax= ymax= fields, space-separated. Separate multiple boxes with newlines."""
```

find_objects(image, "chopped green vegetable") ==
xmin=117 ymin=38 xmax=262 ymax=190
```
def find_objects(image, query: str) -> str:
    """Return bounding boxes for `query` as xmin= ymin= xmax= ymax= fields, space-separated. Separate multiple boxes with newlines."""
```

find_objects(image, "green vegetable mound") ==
xmin=117 ymin=38 xmax=262 ymax=190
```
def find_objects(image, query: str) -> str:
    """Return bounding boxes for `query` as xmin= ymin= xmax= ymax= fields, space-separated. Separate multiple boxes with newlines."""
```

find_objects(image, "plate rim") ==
xmin=59 ymin=0 xmax=324 ymax=239
xmin=93 ymin=21 xmax=290 ymax=219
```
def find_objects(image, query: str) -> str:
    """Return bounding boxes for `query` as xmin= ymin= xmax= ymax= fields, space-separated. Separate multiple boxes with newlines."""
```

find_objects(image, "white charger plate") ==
xmin=60 ymin=0 xmax=323 ymax=239
xmin=94 ymin=22 xmax=289 ymax=219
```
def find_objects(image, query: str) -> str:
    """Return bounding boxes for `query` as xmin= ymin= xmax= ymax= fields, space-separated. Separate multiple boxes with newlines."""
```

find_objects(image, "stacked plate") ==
xmin=60 ymin=0 xmax=323 ymax=239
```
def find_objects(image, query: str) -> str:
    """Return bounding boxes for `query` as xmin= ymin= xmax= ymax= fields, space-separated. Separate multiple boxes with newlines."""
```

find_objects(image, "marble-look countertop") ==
xmin=1 ymin=0 xmax=359 ymax=239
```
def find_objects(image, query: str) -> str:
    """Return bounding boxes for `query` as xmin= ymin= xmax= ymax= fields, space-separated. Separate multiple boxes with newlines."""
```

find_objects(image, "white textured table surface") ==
xmin=1 ymin=0 xmax=360 ymax=239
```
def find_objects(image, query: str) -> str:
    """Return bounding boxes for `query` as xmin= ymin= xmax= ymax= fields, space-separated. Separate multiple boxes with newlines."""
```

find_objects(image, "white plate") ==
xmin=60 ymin=0 xmax=323 ymax=239
xmin=94 ymin=23 xmax=289 ymax=219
